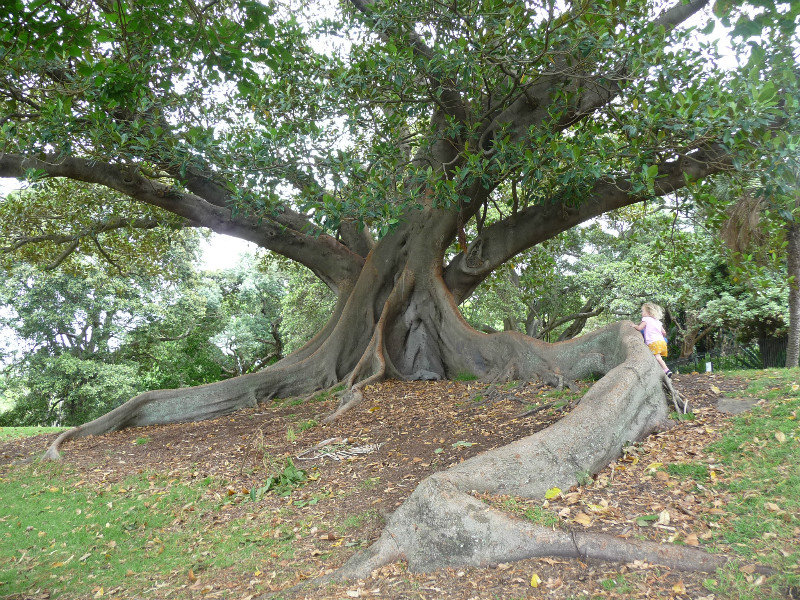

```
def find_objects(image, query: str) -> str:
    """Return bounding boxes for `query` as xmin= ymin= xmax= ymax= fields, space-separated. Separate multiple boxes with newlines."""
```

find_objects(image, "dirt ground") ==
xmin=0 ymin=373 xmax=762 ymax=599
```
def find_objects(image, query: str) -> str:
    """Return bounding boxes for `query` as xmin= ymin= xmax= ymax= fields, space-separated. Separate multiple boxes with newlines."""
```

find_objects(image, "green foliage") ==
xmin=0 ymin=251 xmax=300 ymax=425
xmin=453 ymin=371 xmax=479 ymax=381
xmin=0 ymin=180 xmax=192 ymax=276
xmin=249 ymin=458 xmax=308 ymax=501
xmin=274 ymin=260 xmax=335 ymax=354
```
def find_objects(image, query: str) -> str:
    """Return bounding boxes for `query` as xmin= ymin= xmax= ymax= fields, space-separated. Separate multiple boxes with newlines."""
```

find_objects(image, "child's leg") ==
xmin=654 ymin=354 xmax=669 ymax=373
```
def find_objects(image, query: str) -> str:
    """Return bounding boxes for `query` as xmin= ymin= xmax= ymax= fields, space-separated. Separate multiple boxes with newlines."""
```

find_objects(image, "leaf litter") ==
xmin=0 ymin=373 xmax=791 ymax=599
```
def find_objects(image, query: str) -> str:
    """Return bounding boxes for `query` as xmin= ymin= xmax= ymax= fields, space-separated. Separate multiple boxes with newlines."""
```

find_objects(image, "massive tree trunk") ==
xmin=43 ymin=205 xmax=629 ymax=457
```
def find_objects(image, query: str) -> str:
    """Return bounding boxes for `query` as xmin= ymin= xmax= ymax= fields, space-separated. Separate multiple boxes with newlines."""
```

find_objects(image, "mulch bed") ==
xmin=0 ymin=373 xmax=758 ymax=599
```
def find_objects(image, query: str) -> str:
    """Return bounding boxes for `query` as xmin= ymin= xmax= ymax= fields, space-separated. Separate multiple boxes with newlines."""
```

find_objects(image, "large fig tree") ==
xmin=0 ymin=0 xmax=796 ymax=582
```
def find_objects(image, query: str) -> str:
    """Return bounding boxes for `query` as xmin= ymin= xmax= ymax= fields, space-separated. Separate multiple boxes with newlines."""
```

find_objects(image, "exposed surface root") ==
xmin=333 ymin=476 xmax=758 ymax=578
xmin=42 ymin=357 xmax=332 ymax=460
xmin=295 ymin=322 xmax=700 ymax=591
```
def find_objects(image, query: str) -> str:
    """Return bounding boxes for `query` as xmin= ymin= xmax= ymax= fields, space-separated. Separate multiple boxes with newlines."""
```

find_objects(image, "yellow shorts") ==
xmin=648 ymin=340 xmax=668 ymax=357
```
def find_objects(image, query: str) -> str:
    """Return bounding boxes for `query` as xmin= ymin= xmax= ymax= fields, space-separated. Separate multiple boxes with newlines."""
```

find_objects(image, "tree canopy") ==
xmin=1 ymin=0 xmax=796 ymax=280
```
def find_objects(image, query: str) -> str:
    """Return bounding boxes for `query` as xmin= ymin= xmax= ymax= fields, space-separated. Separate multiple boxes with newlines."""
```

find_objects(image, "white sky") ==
xmin=200 ymin=235 xmax=256 ymax=270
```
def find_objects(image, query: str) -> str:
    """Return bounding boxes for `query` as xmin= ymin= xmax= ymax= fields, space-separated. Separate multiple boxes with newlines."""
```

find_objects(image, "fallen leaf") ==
xmin=545 ymin=487 xmax=561 ymax=500
xmin=188 ymin=570 xmax=197 ymax=582
xmin=451 ymin=441 xmax=475 ymax=448
xmin=673 ymin=580 xmax=686 ymax=593
xmin=775 ymin=431 xmax=787 ymax=444
xmin=636 ymin=514 xmax=658 ymax=527
xmin=573 ymin=512 xmax=592 ymax=526
xmin=684 ymin=533 xmax=699 ymax=546
xmin=740 ymin=564 xmax=756 ymax=574
xmin=764 ymin=502 xmax=781 ymax=512
xmin=530 ymin=573 xmax=541 ymax=588
xmin=710 ymin=385 xmax=721 ymax=394
xmin=658 ymin=510 xmax=670 ymax=526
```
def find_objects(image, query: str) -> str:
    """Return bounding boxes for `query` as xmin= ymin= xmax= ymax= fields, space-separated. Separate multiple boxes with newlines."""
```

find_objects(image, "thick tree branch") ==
xmin=0 ymin=154 xmax=364 ymax=293
xmin=347 ymin=0 xmax=468 ymax=122
xmin=539 ymin=307 xmax=604 ymax=340
xmin=479 ymin=0 xmax=710 ymax=146
xmin=445 ymin=143 xmax=732 ymax=303
xmin=180 ymin=166 xmax=332 ymax=241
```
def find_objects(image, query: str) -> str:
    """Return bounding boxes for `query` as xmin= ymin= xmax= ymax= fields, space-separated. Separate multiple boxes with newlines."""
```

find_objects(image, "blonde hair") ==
xmin=642 ymin=302 xmax=664 ymax=320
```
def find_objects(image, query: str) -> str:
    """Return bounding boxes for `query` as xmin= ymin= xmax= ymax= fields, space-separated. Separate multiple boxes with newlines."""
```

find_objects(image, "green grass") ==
xmin=297 ymin=419 xmax=317 ymax=432
xmin=600 ymin=574 xmax=634 ymax=593
xmin=0 ymin=464 xmax=295 ymax=598
xmin=337 ymin=509 xmax=382 ymax=533
xmin=0 ymin=426 xmax=67 ymax=441
xmin=666 ymin=462 xmax=708 ymax=481
xmin=453 ymin=371 xmax=479 ymax=381
xmin=669 ymin=368 xmax=800 ymax=600
xmin=498 ymin=496 xmax=561 ymax=528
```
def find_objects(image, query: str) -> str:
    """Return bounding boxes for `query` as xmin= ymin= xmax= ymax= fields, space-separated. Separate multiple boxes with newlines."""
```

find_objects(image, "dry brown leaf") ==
xmin=740 ymin=564 xmax=756 ymax=574
xmin=573 ymin=512 xmax=593 ymax=526
xmin=683 ymin=533 xmax=699 ymax=546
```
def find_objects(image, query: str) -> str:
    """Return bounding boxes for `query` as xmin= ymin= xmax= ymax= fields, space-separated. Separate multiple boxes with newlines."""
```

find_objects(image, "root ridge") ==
xmin=283 ymin=323 xmax=761 ymax=596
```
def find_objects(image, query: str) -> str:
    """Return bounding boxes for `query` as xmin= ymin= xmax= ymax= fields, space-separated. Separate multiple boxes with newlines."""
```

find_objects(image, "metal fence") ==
xmin=667 ymin=341 xmax=787 ymax=374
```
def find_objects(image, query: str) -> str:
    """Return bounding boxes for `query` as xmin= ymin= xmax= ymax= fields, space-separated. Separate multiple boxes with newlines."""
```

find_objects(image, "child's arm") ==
xmin=633 ymin=321 xmax=645 ymax=332
xmin=661 ymin=326 xmax=667 ymax=337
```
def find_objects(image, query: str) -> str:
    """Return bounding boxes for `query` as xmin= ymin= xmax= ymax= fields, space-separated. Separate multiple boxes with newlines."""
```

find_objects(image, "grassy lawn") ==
xmin=0 ymin=427 xmax=67 ymax=441
xmin=0 ymin=465 xmax=295 ymax=598
xmin=0 ymin=369 xmax=797 ymax=599
xmin=698 ymin=368 xmax=800 ymax=599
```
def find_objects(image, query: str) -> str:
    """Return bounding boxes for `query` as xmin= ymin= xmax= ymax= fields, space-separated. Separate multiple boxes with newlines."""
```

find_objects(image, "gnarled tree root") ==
xmin=41 ymin=357 xmax=335 ymax=460
xmin=273 ymin=324 xmax=774 ymax=597
xmin=42 ymin=375 xmax=263 ymax=460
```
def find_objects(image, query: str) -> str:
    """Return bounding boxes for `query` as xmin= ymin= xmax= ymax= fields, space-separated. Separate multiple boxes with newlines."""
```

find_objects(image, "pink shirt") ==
xmin=640 ymin=316 xmax=666 ymax=345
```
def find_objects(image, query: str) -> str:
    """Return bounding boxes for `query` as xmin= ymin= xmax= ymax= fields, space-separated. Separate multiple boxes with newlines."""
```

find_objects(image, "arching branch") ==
xmin=346 ymin=0 xmax=468 ymax=123
xmin=477 ymin=0 xmax=710 ymax=147
xmin=0 ymin=153 xmax=365 ymax=292
xmin=445 ymin=143 xmax=733 ymax=303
